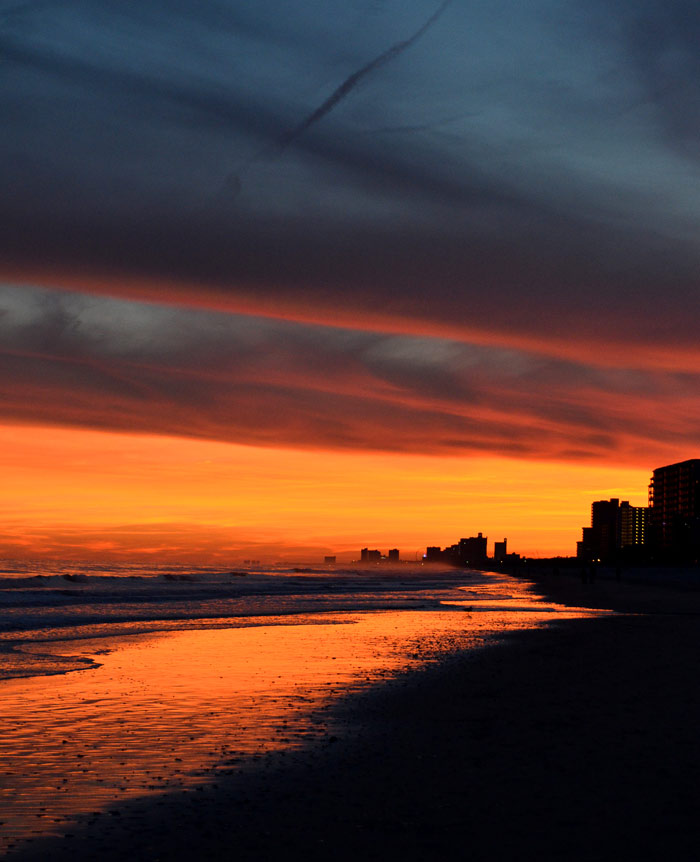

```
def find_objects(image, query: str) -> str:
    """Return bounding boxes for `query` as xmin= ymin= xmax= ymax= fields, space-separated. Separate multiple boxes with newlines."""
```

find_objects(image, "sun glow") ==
xmin=1 ymin=422 xmax=650 ymax=561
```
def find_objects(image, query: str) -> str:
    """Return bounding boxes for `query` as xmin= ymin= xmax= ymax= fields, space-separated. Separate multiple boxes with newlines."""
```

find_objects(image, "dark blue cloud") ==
xmin=610 ymin=0 xmax=700 ymax=159
xmin=2 ymin=0 xmax=700 ymax=364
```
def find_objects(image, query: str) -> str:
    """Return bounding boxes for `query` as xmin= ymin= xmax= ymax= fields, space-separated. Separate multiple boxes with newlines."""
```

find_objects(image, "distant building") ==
xmin=426 ymin=535 xmax=514 ymax=567
xmin=619 ymin=502 xmax=648 ymax=549
xmin=577 ymin=498 xmax=649 ymax=562
xmin=455 ymin=533 xmax=488 ymax=567
xmin=324 ymin=555 xmax=336 ymax=564
xmin=387 ymin=548 xmax=399 ymax=561
xmin=493 ymin=539 xmax=507 ymax=563
xmin=360 ymin=548 xmax=381 ymax=562
xmin=577 ymin=527 xmax=595 ymax=561
xmin=649 ymin=459 xmax=700 ymax=560
xmin=591 ymin=498 xmax=621 ymax=560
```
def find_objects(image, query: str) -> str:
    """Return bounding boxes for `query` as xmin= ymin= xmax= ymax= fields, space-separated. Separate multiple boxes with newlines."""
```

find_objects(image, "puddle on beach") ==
xmin=0 ymin=600 xmax=601 ymax=853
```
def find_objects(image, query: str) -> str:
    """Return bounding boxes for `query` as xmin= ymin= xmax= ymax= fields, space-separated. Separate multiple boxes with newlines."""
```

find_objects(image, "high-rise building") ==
xmin=591 ymin=498 xmax=621 ymax=560
xmin=455 ymin=533 xmax=487 ymax=567
xmin=493 ymin=539 xmax=507 ymax=563
xmin=577 ymin=498 xmax=648 ymax=561
xmin=360 ymin=548 xmax=381 ymax=562
xmin=649 ymin=459 xmax=700 ymax=559
xmin=387 ymin=548 xmax=399 ymax=561
xmin=619 ymin=502 xmax=648 ymax=548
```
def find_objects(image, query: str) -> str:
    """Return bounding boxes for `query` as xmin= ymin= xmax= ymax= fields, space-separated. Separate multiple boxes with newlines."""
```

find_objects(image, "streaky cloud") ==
xmin=2 ymin=284 xmax=700 ymax=465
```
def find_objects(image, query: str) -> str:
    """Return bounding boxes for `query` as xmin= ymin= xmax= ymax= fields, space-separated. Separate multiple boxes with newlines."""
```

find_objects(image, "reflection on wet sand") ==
xmin=0 ymin=594 xmax=601 ymax=854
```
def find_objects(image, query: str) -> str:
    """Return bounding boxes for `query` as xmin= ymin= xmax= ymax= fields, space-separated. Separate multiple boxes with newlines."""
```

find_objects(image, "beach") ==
xmin=4 ymin=567 xmax=700 ymax=860
xmin=6 ymin=3 xmax=700 ymax=858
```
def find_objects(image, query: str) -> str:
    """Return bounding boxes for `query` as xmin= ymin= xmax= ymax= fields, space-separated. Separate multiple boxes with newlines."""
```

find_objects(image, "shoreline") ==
xmin=8 ymin=577 xmax=700 ymax=861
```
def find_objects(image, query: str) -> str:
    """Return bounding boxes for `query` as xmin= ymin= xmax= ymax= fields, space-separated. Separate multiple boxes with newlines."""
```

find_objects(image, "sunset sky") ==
xmin=2 ymin=0 xmax=699 ymax=560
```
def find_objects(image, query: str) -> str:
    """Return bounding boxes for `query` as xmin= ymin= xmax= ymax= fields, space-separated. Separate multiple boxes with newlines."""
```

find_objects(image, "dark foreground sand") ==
xmin=10 ymin=574 xmax=700 ymax=862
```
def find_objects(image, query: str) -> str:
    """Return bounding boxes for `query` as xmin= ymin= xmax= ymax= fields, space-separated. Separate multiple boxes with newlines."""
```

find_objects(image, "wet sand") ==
xmin=7 ymin=577 xmax=700 ymax=861
xmin=516 ymin=562 xmax=700 ymax=615
xmin=1 ymin=591 xmax=596 ymax=857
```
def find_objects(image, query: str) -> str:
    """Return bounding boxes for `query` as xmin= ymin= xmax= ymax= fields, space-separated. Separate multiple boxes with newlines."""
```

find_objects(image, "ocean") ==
xmin=0 ymin=560 xmax=574 ymax=680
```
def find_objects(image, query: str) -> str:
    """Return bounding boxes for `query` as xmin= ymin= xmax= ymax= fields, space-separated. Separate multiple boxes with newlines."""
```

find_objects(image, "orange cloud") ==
xmin=2 ymin=285 xmax=700 ymax=465
xmin=9 ymin=266 xmax=700 ymax=373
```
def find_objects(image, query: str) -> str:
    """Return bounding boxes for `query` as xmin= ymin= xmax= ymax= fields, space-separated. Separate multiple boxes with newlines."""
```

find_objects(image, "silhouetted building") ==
xmin=425 ymin=535 xmax=516 ymax=567
xmin=619 ymin=502 xmax=648 ymax=549
xmin=493 ymin=539 xmax=507 ymax=563
xmin=455 ymin=533 xmax=488 ymax=567
xmin=649 ymin=459 xmax=700 ymax=560
xmin=360 ymin=548 xmax=381 ymax=562
xmin=324 ymin=555 xmax=336 ymax=564
xmin=592 ymin=498 xmax=621 ymax=560
xmin=577 ymin=527 xmax=595 ymax=561
xmin=387 ymin=548 xmax=399 ymax=561
xmin=577 ymin=498 xmax=649 ymax=562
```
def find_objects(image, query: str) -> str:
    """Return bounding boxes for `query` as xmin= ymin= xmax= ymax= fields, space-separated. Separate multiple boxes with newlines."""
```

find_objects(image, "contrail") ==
xmin=277 ymin=0 xmax=454 ymax=152
xmin=225 ymin=1 xmax=453 ymax=196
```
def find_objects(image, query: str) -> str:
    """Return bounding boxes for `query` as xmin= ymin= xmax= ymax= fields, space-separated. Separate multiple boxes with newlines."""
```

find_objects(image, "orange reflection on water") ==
xmin=0 ymin=602 xmax=600 ymax=853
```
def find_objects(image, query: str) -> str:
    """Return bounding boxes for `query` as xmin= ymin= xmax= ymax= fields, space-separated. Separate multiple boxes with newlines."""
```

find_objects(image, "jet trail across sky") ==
xmin=277 ymin=0 xmax=453 ymax=153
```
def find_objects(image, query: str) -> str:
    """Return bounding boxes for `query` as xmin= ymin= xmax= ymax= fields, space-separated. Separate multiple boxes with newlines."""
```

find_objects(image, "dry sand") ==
xmin=8 ymin=574 xmax=700 ymax=862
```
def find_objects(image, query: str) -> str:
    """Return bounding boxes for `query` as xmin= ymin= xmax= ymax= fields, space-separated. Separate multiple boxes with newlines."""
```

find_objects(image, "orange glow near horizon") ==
xmin=0 ymin=422 xmax=652 ymax=562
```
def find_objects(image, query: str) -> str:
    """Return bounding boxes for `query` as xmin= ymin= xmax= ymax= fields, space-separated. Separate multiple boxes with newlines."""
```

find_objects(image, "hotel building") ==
xmin=649 ymin=459 xmax=700 ymax=559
